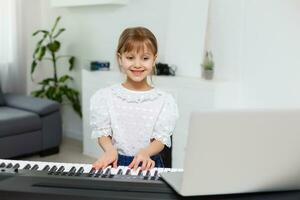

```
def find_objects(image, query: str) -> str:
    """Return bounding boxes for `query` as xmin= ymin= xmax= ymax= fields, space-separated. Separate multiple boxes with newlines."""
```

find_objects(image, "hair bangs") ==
xmin=121 ymin=38 xmax=156 ymax=55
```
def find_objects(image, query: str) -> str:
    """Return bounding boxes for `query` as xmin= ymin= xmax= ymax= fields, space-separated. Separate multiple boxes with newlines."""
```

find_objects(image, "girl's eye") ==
xmin=143 ymin=57 xmax=149 ymax=60
xmin=126 ymin=56 xmax=133 ymax=60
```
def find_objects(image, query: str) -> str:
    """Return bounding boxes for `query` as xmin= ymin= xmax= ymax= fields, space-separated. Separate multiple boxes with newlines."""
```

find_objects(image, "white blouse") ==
xmin=90 ymin=84 xmax=179 ymax=156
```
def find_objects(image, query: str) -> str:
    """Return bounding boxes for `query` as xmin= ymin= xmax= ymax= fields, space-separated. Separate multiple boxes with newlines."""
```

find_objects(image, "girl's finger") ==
xmin=113 ymin=159 xmax=118 ymax=168
xmin=133 ymin=158 xmax=142 ymax=171
xmin=150 ymin=160 xmax=155 ymax=169
xmin=141 ymin=159 xmax=147 ymax=171
xmin=128 ymin=157 xmax=137 ymax=169
xmin=145 ymin=160 xmax=152 ymax=171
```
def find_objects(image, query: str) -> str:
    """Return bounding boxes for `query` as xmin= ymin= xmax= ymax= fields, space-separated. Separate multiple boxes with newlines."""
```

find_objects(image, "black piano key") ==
xmin=117 ymin=168 xmax=123 ymax=175
xmin=102 ymin=168 xmax=111 ymax=178
xmin=6 ymin=163 xmax=13 ymax=168
xmin=67 ymin=166 xmax=76 ymax=176
xmin=54 ymin=166 xmax=65 ymax=175
xmin=151 ymin=170 xmax=158 ymax=180
xmin=48 ymin=166 xmax=58 ymax=174
xmin=88 ymin=168 xmax=96 ymax=177
xmin=138 ymin=169 xmax=143 ymax=176
xmin=31 ymin=164 xmax=39 ymax=171
xmin=42 ymin=165 xmax=50 ymax=171
xmin=12 ymin=163 xmax=20 ymax=169
xmin=125 ymin=169 xmax=131 ymax=175
xmin=23 ymin=164 xmax=31 ymax=170
xmin=143 ymin=170 xmax=151 ymax=180
xmin=75 ymin=167 xmax=84 ymax=176
xmin=94 ymin=169 xmax=103 ymax=177
xmin=0 ymin=162 xmax=5 ymax=168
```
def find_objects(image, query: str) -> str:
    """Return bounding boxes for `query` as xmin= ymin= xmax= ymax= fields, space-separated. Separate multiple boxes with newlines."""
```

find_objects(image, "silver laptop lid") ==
xmin=179 ymin=109 xmax=300 ymax=196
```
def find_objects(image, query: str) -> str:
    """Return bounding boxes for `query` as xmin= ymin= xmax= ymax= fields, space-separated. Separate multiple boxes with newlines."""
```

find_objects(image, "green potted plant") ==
xmin=31 ymin=16 xmax=82 ymax=117
xmin=201 ymin=51 xmax=215 ymax=80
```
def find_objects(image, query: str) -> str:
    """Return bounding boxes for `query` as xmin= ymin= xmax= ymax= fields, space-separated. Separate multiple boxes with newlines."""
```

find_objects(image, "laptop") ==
xmin=160 ymin=109 xmax=300 ymax=196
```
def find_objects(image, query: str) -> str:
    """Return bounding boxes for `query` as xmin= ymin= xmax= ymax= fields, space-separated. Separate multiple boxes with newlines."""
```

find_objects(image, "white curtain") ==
xmin=0 ymin=0 xmax=26 ymax=94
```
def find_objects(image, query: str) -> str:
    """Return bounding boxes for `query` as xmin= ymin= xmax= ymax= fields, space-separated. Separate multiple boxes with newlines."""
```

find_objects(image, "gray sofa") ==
xmin=0 ymin=88 xmax=62 ymax=158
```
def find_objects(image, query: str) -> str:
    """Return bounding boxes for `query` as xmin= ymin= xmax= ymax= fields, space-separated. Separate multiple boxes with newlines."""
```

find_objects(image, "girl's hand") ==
xmin=92 ymin=148 xmax=118 ymax=170
xmin=128 ymin=149 xmax=155 ymax=171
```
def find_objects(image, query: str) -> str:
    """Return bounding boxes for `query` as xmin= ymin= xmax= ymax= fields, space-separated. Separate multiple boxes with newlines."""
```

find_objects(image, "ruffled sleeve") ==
xmin=151 ymin=94 xmax=179 ymax=147
xmin=90 ymin=89 xmax=112 ymax=139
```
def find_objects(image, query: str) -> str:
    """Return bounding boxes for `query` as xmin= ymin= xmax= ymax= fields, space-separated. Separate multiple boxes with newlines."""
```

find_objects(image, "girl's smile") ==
xmin=118 ymin=46 xmax=157 ymax=84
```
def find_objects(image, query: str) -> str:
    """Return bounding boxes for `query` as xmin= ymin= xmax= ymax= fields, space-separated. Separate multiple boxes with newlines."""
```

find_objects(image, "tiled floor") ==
xmin=22 ymin=137 xmax=96 ymax=164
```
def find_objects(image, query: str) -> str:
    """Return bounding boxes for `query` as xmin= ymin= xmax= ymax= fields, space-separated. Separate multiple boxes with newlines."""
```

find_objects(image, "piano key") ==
xmin=125 ymin=168 xmax=131 ymax=175
xmin=6 ymin=163 xmax=13 ymax=168
xmin=55 ymin=166 xmax=65 ymax=175
xmin=110 ymin=167 xmax=119 ymax=176
xmin=137 ymin=169 xmax=143 ymax=176
xmin=143 ymin=170 xmax=151 ymax=180
xmin=0 ymin=162 xmax=5 ymax=168
xmin=102 ymin=167 xmax=111 ymax=178
xmin=31 ymin=164 xmax=39 ymax=171
xmin=157 ymin=167 xmax=164 ymax=175
xmin=49 ymin=166 xmax=58 ymax=174
xmin=117 ymin=168 xmax=123 ymax=175
xmin=94 ymin=169 xmax=103 ymax=177
xmin=42 ymin=165 xmax=50 ymax=171
xmin=12 ymin=163 xmax=20 ymax=169
xmin=82 ymin=165 xmax=93 ymax=174
xmin=151 ymin=170 xmax=159 ymax=180
xmin=67 ymin=166 xmax=76 ymax=176
xmin=75 ymin=167 xmax=84 ymax=176
xmin=130 ymin=167 xmax=141 ymax=176
xmin=23 ymin=164 xmax=31 ymax=170
xmin=87 ymin=167 xmax=96 ymax=177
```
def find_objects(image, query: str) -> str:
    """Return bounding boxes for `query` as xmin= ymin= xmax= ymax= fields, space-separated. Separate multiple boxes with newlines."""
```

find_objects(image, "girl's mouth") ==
xmin=130 ymin=70 xmax=145 ymax=76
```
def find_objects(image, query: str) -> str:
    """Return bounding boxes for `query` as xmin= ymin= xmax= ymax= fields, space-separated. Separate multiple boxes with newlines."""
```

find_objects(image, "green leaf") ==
xmin=69 ymin=56 xmax=75 ymax=70
xmin=38 ymin=46 xmax=46 ymax=61
xmin=51 ymin=16 xmax=61 ymax=34
xmin=59 ymin=75 xmax=73 ymax=83
xmin=46 ymin=86 xmax=56 ymax=99
xmin=53 ymin=28 xmax=66 ymax=38
xmin=32 ymin=30 xmax=49 ymax=36
xmin=47 ymin=41 xmax=60 ymax=52
xmin=31 ymin=89 xmax=45 ymax=97
xmin=38 ymin=78 xmax=55 ymax=85
xmin=31 ymin=60 xmax=38 ymax=74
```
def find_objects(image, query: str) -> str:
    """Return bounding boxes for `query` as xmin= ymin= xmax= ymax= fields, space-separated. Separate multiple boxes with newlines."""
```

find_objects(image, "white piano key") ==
xmin=110 ymin=167 xmax=119 ymax=175
xmin=149 ymin=168 xmax=158 ymax=176
xmin=130 ymin=167 xmax=141 ymax=176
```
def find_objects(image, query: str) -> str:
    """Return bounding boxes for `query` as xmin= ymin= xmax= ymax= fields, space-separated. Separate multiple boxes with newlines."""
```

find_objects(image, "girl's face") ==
xmin=118 ymin=46 xmax=156 ymax=83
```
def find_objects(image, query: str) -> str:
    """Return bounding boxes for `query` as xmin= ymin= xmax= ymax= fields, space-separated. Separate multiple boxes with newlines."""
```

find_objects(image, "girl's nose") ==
xmin=133 ymin=59 xmax=142 ymax=68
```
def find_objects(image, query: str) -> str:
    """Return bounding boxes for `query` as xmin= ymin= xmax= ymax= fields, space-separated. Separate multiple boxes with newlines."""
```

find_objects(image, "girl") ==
xmin=90 ymin=27 xmax=178 ymax=171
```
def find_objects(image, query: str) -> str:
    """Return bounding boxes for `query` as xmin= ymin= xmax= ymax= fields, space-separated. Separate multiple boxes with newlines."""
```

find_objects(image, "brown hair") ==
xmin=117 ymin=27 xmax=157 ymax=56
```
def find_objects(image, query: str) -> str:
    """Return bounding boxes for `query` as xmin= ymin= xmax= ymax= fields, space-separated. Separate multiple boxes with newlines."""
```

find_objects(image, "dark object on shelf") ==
xmin=90 ymin=61 xmax=110 ymax=71
xmin=155 ymin=62 xmax=176 ymax=76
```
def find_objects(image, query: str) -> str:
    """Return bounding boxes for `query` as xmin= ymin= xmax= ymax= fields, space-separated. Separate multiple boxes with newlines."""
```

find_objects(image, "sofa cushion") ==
xmin=0 ymin=87 xmax=5 ymax=106
xmin=4 ymin=94 xmax=60 ymax=116
xmin=0 ymin=106 xmax=42 ymax=137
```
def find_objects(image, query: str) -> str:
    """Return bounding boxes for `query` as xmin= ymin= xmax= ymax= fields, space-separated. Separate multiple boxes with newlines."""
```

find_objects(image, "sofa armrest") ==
xmin=4 ymin=94 xmax=60 ymax=116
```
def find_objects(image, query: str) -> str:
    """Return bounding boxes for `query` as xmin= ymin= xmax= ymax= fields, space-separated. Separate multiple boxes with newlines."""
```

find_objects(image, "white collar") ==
xmin=111 ymin=84 xmax=163 ymax=103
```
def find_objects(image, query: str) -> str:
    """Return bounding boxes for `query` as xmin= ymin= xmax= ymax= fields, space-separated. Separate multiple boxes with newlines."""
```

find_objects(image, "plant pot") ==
xmin=202 ymin=69 xmax=214 ymax=80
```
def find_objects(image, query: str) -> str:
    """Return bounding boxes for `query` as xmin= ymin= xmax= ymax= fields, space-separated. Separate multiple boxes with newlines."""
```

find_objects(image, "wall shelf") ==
xmin=51 ymin=0 xmax=129 ymax=7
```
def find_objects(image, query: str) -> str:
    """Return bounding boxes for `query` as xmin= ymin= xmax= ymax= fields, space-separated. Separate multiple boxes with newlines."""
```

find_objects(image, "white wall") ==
xmin=240 ymin=0 xmax=300 ymax=108
xmin=207 ymin=0 xmax=300 ymax=109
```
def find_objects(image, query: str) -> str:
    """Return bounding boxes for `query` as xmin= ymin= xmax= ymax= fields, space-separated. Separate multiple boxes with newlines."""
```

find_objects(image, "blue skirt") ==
xmin=117 ymin=154 xmax=164 ymax=168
